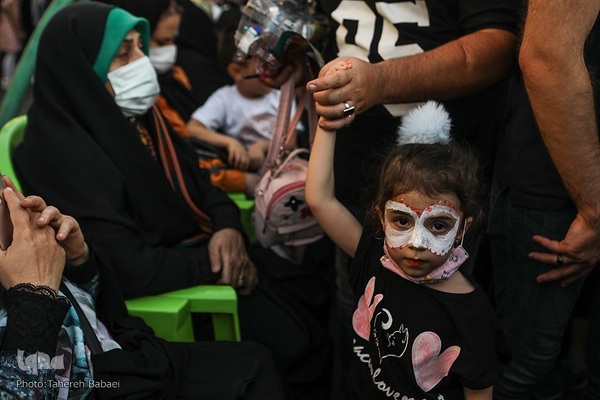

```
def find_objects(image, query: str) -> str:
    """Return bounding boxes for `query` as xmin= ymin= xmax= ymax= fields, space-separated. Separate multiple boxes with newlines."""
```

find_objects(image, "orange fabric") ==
xmin=198 ymin=158 xmax=247 ymax=193
xmin=154 ymin=66 xmax=193 ymax=137
xmin=155 ymin=67 xmax=245 ymax=193
xmin=155 ymin=95 xmax=188 ymax=137
xmin=171 ymin=65 xmax=192 ymax=89
xmin=152 ymin=108 xmax=213 ymax=237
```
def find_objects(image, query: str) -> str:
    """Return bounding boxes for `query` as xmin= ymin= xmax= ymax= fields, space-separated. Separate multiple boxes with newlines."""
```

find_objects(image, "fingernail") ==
xmin=38 ymin=217 xmax=46 ymax=223
xmin=308 ymin=84 xmax=317 ymax=92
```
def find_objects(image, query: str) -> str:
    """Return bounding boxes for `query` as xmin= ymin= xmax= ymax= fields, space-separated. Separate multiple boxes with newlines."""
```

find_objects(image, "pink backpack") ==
xmin=253 ymin=74 xmax=323 ymax=247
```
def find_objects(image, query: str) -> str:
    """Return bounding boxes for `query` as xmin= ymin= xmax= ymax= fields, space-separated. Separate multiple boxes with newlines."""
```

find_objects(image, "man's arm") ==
xmin=521 ymin=0 xmax=600 ymax=285
xmin=308 ymin=28 xmax=516 ymax=130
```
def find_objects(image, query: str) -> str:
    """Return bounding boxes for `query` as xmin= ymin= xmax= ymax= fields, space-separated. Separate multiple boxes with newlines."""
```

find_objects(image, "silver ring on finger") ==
xmin=342 ymin=101 xmax=355 ymax=117
xmin=556 ymin=254 xmax=565 ymax=266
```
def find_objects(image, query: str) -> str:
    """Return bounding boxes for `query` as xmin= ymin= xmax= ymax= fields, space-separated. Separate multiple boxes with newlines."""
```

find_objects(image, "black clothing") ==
xmin=316 ymin=0 xmax=519 ymax=219
xmin=348 ymin=223 xmax=510 ymax=399
xmin=15 ymin=3 xmax=242 ymax=299
xmin=1 ymin=246 xmax=284 ymax=399
xmin=13 ymin=4 xmax=332 ymax=399
xmin=495 ymin=19 xmax=600 ymax=210
xmin=176 ymin=0 xmax=232 ymax=100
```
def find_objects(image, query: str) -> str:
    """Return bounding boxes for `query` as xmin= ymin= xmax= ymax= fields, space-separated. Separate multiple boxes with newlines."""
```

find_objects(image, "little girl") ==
xmin=306 ymin=100 xmax=509 ymax=399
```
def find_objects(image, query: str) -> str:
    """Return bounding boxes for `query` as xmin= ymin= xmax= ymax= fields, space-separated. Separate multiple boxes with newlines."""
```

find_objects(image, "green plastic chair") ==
xmin=124 ymin=295 xmax=194 ymax=342
xmin=161 ymin=285 xmax=241 ymax=341
xmin=228 ymin=192 xmax=256 ymax=243
xmin=0 ymin=116 xmax=24 ymax=193
xmin=0 ymin=115 xmax=241 ymax=342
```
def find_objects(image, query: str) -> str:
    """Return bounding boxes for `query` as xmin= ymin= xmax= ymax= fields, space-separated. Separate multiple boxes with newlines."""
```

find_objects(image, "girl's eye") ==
xmin=429 ymin=221 xmax=449 ymax=234
xmin=393 ymin=216 xmax=411 ymax=229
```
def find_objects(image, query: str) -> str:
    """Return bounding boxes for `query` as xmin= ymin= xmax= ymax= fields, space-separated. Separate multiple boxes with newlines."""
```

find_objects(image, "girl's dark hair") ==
xmin=370 ymin=139 xmax=488 ymax=237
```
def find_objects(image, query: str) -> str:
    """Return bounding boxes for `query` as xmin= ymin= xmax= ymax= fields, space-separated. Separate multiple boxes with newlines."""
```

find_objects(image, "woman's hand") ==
xmin=21 ymin=195 xmax=89 ymax=266
xmin=2 ymin=176 xmax=89 ymax=265
xmin=0 ymin=186 xmax=65 ymax=292
xmin=208 ymin=228 xmax=258 ymax=293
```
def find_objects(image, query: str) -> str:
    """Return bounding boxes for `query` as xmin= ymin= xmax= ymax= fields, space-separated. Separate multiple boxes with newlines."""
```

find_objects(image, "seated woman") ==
xmin=0 ymin=176 xmax=285 ymax=399
xmin=102 ymin=0 xmax=251 ymax=193
xmin=13 ymin=3 xmax=332 ymax=399
xmin=102 ymin=0 xmax=231 ymax=137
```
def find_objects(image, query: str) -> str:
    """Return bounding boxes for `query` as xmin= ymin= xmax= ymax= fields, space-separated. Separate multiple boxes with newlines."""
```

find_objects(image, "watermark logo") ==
xmin=16 ymin=350 xmax=64 ymax=375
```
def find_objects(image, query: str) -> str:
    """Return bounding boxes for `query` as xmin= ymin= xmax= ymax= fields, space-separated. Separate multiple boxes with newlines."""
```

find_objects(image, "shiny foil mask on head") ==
xmin=384 ymin=199 xmax=461 ymax=256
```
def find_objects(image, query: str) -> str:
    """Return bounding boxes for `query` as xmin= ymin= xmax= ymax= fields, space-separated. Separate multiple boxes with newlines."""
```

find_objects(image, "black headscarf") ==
xmin=14 ymin=2 xmax=243 ymax=298
xmin=175 ymin=0 xmax=232 ymax=102
xmin=100 ymin=0 xmax=172 ymax=32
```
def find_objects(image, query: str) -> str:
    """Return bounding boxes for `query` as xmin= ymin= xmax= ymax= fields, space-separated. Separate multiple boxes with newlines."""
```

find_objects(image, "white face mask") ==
xmin=107 ymin=56 xmax=160 ymax=117
xmin=149 ymin=45 xmax=177 ymax=74
xmin=384 ymin=199 xmax=461 ymax=256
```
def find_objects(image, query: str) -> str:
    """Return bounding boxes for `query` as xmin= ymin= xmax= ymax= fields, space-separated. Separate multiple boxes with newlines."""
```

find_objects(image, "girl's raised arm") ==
xmin=305 ymin=121 xmax=362 ymax=257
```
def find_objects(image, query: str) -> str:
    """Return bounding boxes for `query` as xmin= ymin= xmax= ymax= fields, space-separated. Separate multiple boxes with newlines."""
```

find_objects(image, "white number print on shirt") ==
xmin=330 ymin=0 xmax=430 ymax=117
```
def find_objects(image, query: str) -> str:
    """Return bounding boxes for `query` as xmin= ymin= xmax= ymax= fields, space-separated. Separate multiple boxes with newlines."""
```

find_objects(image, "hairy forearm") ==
xmin=375 ymin=29 xmax=516 ymax=104
xmin=520 ymin=0 xmax=600 ymax=222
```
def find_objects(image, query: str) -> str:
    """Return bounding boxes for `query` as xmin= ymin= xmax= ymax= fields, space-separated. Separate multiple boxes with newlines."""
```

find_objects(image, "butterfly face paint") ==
xmin=384 ymin=199 xmax=461 ymax=256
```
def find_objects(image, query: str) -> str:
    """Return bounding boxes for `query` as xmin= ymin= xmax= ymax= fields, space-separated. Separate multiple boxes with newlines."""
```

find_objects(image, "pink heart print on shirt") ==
xmin=412 ymin=331 xmax=460 ymax=392
xmin=352 ymin=277 xmax=383 ymax=340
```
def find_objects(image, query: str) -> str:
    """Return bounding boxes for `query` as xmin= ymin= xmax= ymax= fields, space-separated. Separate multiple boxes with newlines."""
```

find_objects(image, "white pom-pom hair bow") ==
xmin=396 ymin=101 xmax=452 ymax=145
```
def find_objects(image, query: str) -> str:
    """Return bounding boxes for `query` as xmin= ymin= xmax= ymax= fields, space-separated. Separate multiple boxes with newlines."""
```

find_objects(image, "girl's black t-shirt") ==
xmin=347 ymin=224 xmax=511 ymax=399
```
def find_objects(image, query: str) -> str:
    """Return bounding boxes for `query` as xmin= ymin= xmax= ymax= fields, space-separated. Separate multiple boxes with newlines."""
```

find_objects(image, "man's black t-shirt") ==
xmin=315 ymin=0 xmax=519 ymax=218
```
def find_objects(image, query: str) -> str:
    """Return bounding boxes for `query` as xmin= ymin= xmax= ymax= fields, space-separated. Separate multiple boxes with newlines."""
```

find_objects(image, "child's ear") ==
xmin=227 ymin=62 xmax=244 ymax=81
xmin=464 ymin=216 xmax=473 ymax=232
xmin=455 ymin=216 xmax=473 ymax=245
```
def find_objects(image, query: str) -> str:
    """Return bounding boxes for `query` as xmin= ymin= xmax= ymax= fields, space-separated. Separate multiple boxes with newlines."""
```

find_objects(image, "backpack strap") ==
xmin=264 ymin=73 xmax=296 ymax=170
xmin=264 ymin=70 xmax=317 ymax=171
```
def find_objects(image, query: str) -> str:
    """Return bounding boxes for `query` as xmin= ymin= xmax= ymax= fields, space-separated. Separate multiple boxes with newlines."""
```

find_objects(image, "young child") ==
xmin=306 ymin=100 xmax=510 ymax=399
xmin=186 ymin=25 xmax=300 ymax=196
